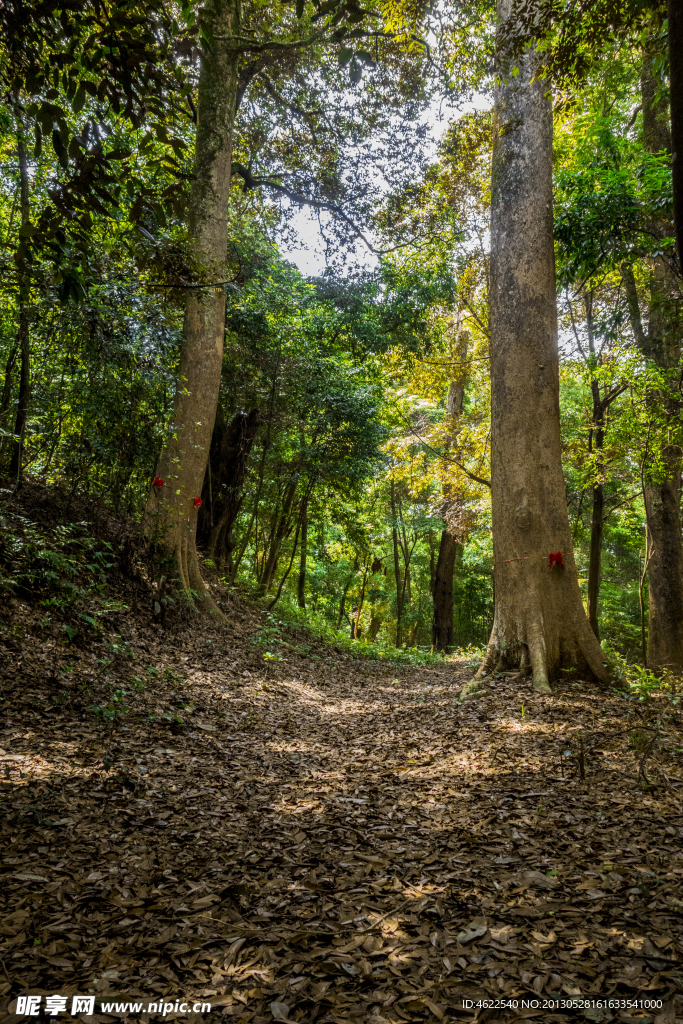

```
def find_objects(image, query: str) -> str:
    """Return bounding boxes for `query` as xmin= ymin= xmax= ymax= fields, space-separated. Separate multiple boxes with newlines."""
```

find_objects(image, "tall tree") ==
xmin=146 ymin=0 xmax=241 ymax=611
xmin=9 ymin=109 xmax=31 ymax=482
xmin=478 ymin=0 xmax=609 ymax=691
xmin=669 ymin=0 xmax=683 ymax=266
xmin=432 ymin=327 xmax=468 ymax=652
xmin=621 ymin=38 xmax=683 ymax=674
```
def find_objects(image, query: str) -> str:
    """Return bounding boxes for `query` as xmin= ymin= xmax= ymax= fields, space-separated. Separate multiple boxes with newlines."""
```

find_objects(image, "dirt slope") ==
xmin=1 ymin=502 xmax=683 ymax=1023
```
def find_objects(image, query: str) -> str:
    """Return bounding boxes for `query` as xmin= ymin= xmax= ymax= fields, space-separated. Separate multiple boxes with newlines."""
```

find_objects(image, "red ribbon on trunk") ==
xmin=548 ymin=551 xmax=564 ymax=569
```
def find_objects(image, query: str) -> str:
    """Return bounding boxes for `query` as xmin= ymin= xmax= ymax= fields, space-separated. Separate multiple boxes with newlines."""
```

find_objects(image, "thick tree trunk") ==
xmin=428 ymin=528 xmax=437 ymax=594
xmin=297 ymin=503 xmax=308 ymax=608
xmin=478 ymin=0 xmax=609 ymax=692
xmin=644 ymin=43 xmax=683 ymax=674
xmin=432 ymin=529 xmax=461 ymax=652
xmin=145 ymin=0 xmax=240 ymax=613
xmin=667 ymin=0 xmax=682 ymax=268
xmin=619 ymin=44 xmax=683 ymax=674
xmin=9 ymin=115 xmax=30 ymax=482
xmin=197 ymin=407 xmax=260 ymax=568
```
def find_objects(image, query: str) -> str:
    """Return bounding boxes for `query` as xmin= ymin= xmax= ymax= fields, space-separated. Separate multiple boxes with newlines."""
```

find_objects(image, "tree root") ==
xmin=528 ymin=633 xmax=552 ymax=694
xmin=475 ymin=627 xmax=551 ymax=692
xmin=459 ymin=680 xmax=488 ymax=701
xmin=175 ymin=533 xmax=225 ymax=621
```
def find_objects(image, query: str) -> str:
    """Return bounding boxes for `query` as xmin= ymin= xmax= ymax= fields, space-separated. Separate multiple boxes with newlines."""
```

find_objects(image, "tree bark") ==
xmin=667 ymin=0 xmax=682 ymax=268
xmin=337 ymin=568 xmax=355 ymax=630
xmin=0 ymin=342 xmax=17 ymax=434
xmin=145 ymin=0 xmax=240 ymax=613
xmin=297 ymin=502 xmax=308 ymax=608
xmin=478 ymin=0 xmax=610 ymax=692
xmin=369 ymin=613 xmax=383 ymax=641
xmin=257 ymin=476 xmax=298 ymax=596
xmin=431 ymin=326 xmax=468 ymax=651
xmin=432 ymin=529 xmax=461 ymax=651
xmin=620 ymin=43 xmax=683 ymax=674
xmin=352 ymin=565 xmax=368 ymax=639
xmin=9 ymin=113 xmax=31 ymax=482
xmin=586 ymin=475 xmax=604 ymax=641
xmin=391 ymin=479 xmax=404 ymax=647
xmin=197 ymin=407 xmax=260 ymax=569
xmin=584 ymin=292 xmax=606 ymax=642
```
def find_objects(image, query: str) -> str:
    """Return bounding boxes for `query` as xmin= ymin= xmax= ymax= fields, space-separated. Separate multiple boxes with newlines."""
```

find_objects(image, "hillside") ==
xmin=1 ymin=486 xmax=683 ymax=1023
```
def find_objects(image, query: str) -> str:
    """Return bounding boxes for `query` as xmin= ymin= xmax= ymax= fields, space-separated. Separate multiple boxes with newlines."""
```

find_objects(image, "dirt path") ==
xmin=2 ymin=601 xmax=683 ymax=1023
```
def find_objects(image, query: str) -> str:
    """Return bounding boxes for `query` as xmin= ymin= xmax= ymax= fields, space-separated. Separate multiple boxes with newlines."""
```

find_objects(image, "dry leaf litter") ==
xmin=1 ymin=513 xmax=683 ymax=1024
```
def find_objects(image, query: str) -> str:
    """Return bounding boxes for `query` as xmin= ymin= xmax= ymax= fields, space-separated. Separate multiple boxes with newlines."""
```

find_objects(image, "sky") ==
xmin=281 ymin=89 xmax=491 ymax=278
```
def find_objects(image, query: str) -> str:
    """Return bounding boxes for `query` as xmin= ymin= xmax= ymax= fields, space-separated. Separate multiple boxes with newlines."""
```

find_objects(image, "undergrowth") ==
xmin=604 ymin=646 xmax=682 ymax=704
xmin=0 ymin=498 xmax=126 ymax=642
xmin=250 ymin=597 xmax=448 ymax=667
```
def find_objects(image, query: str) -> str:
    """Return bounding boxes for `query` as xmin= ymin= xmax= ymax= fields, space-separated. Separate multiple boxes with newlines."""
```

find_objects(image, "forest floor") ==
xmin=2 ymin=488 xmax=683 ymax=1024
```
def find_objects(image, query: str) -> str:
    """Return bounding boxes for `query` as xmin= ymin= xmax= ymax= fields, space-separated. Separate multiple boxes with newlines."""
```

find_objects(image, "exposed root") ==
xmin=519 ymin=644 xmax=531 ymax=675
xmin=475 ymin=625 xmax=500 ymax=681
xmin=459 ymin=680 xmax=488 ymax=701
xmin=577 ymin=621 xmax=613 ymax=687
xmin=173 ymin=533 xmax=225 ymax=621
xmin=528 ymin=634 xmax=552 ymax=694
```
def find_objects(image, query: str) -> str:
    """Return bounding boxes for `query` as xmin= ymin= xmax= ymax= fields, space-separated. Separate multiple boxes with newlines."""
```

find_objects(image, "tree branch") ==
xmin=406 ymin=422 xmax=491 ymax=488
xmin=231 ymin=162 xmax=378 ymax=250
xmin=214 ymin=30 xmax=326 ymax=53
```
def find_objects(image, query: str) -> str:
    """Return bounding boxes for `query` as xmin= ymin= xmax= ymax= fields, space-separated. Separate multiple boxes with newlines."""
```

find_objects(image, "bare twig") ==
xmin=638 ymin=733 xmax=659 ymax=786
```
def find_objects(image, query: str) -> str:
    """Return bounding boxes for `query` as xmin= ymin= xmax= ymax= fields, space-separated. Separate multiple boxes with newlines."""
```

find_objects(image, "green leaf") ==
xmin=52 ymin=128 xmax=68 ymax=169
xmin=338 ymin=47 xmax=353 ymax=67
xmin=72 ymin=85 xmax=86 ymax=113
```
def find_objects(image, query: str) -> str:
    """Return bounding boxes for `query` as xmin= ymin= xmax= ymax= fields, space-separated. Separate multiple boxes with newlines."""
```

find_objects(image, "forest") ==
xmin=1 ymin=0 xmax=683 ymax=1020
xmin=0 ymin=0 xmax=681 ymax=682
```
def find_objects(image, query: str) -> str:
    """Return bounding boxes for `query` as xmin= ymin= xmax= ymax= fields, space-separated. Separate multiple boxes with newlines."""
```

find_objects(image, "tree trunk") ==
xmin=337 ymin=570 xmax=355 ymax=630
xmin=431 ymin=327 xmax=468 ymax=651
xmin=352 ymin=566 xmax=368 ymax=639
xmin=297 ymin=503 xmax=308 ymax=608
xmin=391 ymin=479 xmax=404 ymax=647
xmin=478 ymin=0 xmax=610 ymax=692
xmin=428 ymin=528 xmax=436 ymax=595
xmin=0 ymin=342 xmax=17 ymax=433
xmin=667 ymin=0 xmax=683 ymax=268
xmin=643 ymin=42 xmax=683 ymax=674
xmin=267 ymin=492 xmax=309 ymax=611
xmin=620 ymin=43 xmax=683 ymax=674
xmin=586 ymin=479 xmax=604 ymax=641
xmin=432 ymin=529 xmax=461 ymax=651
xmin=584 ymin=292 xmax=605 ymax=642
xmin=257 ymin=477 xmax=298 ymax=596
xmin=197 ymin=407 xmax=260 ymax=568
xmin=9 ymin=113 xmax=31 ymax=483
xmin=145 ymin=0 xmax=240 ymax=613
